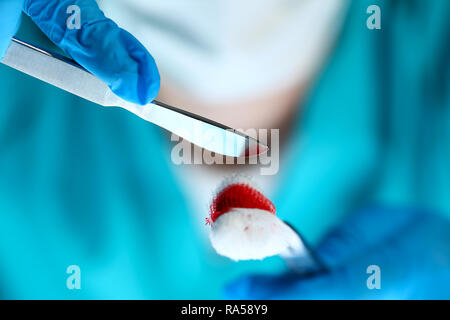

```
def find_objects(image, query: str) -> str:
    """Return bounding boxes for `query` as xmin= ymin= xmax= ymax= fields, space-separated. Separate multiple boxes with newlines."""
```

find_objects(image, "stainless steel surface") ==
xmin=1 ymin=38 xmax=268 ymax=157
xmin=280 ymin=222 xmax=326 ymax=274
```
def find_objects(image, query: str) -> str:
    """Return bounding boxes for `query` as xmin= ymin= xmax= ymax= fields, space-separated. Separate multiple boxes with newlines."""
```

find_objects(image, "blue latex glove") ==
xmin=0 ymin=0 xmax=160 ymax=105
xmin=226 ymin=206 xmax=450 ymax=299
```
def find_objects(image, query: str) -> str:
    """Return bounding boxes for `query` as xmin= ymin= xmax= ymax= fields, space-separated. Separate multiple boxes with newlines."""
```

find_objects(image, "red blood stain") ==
xmin=205 ymin=184 xmax=276 ymax=226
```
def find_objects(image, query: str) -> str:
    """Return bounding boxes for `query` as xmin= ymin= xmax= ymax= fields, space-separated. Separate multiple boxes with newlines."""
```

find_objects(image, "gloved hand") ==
xmin=226 ymin=206 xmax=450 ymax=299
xmin=0 ymin=0 xmax=160 ymax=105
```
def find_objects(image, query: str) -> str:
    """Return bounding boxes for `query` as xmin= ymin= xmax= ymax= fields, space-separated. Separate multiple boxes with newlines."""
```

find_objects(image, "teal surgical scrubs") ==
xmin=0 ymin=0 xmax=448 ymax=299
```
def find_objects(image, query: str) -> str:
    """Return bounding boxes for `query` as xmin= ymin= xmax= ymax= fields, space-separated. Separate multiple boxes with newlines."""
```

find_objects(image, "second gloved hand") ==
xmin=0 ymin=0 xmax=160 ymax=105
xmin=226 ymin=206 xmax=450 ymax=299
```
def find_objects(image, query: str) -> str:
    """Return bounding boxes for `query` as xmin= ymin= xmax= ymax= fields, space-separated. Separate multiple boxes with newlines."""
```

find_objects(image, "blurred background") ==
xmin=0 ymin=0 xmax=448 ymax=299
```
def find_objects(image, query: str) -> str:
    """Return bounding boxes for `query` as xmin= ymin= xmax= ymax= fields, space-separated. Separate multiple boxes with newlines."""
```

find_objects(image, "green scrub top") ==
xmin=0 ymin=0 xmax=448 ymax=299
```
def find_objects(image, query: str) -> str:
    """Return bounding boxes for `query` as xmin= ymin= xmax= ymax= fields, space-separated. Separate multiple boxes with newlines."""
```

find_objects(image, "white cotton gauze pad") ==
xmin=206 ymin=176 xmax=302 ymax=261
xmin=209 ymin=208 xmax=302 ymax=261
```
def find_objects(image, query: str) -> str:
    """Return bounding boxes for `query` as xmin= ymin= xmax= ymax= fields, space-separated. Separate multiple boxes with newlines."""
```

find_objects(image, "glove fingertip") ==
xmin=138 ymin=60 xmax=161 ymax=105
xmin=126 ymin=35 xmax=161 ymax=105
xmin=103 ymin=29 xmax=159 ymax=105
xmin=108 ymin=54 xmax=160 ymax=106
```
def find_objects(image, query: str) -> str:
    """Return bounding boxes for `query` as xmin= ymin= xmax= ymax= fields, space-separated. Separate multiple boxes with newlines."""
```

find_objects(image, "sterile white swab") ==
xmin=207 ymin=176 xmax=325 ymax=274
